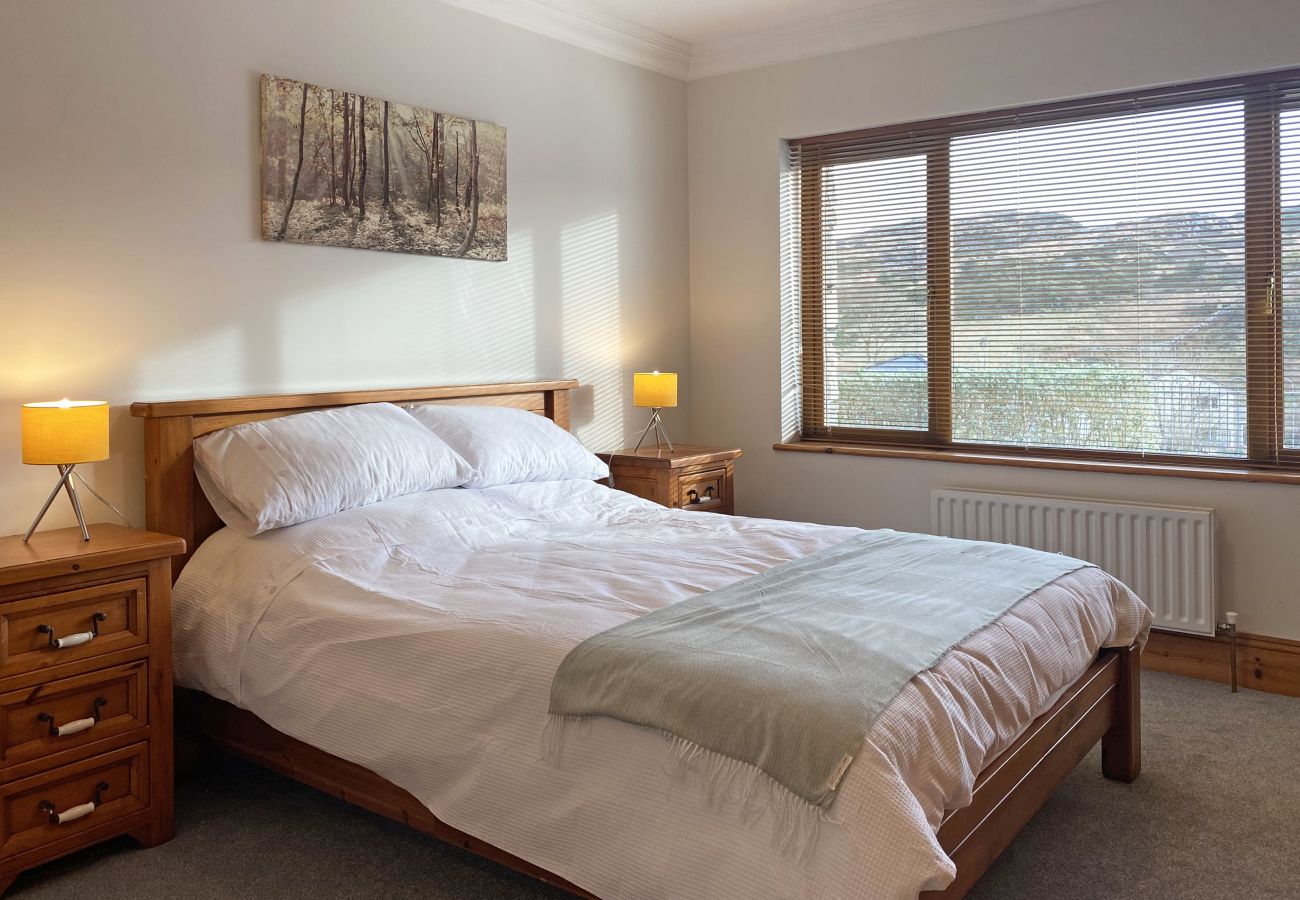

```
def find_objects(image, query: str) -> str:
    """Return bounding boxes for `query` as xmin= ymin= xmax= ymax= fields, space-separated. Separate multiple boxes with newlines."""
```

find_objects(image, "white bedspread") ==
xmin=173 ymin=480 xmax=1150 ymax=900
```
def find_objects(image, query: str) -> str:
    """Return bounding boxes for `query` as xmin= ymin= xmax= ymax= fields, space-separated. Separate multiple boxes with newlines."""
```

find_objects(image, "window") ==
xmin=1284 ymin=106 xmax=1300 ymax=448
xmin=790 ymin=69 xmax=1300 ymax=471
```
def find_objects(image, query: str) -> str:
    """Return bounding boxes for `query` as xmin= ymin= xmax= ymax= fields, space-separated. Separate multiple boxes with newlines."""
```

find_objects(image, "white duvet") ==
xmin=173 ymin=480 xmax=1150 ymax=900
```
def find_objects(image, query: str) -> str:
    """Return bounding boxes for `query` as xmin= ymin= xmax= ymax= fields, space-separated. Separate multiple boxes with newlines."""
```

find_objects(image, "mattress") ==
xmin=172 ymin=479 xmax=1151 ymax=900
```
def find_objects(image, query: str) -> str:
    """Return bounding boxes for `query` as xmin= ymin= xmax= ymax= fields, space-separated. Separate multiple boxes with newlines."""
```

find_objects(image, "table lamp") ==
xmin=632 ymin=371 xmax=677 ymax=452
xmin=21 ymin=399 xmax=110 ymax=542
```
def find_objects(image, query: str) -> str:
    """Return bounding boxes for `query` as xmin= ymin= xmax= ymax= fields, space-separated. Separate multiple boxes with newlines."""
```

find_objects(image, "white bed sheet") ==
xmin=173 ymin=480 xmax=1150 ymax=900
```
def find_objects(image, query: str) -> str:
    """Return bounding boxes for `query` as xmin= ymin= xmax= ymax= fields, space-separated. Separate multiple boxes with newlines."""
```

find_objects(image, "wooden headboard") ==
xmin=130 ymin=380 xmax=578 ymax=576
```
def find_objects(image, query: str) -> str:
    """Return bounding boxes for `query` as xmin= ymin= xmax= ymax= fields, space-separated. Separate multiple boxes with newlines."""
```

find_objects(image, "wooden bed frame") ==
xmin=130 ymin=380 xmax=1141 ymax=900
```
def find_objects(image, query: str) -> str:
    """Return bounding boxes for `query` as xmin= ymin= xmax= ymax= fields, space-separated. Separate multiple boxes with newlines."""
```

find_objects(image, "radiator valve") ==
xmin=1215 ymin=611 xmax=1239 ymax=693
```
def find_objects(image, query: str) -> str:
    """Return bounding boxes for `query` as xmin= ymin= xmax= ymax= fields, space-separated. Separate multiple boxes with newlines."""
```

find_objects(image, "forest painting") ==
xmin=261 ymin=75 xmax=506 ymax=260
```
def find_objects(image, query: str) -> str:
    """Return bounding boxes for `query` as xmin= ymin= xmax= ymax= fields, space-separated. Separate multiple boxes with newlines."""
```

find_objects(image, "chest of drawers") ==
xmin=0 ymin=525 xmax=183 ymax=892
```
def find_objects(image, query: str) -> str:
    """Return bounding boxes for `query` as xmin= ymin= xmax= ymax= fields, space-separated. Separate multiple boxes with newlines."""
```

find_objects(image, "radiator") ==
xmin=931 ymin=489 xmax=1216 ymax=635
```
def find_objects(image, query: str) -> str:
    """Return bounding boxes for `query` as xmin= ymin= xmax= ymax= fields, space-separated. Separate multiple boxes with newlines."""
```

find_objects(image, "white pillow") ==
xmin=406 ymin=405 xmax=609 ymax=488
xmin=194 ymin=402 xmax=472 ymax=536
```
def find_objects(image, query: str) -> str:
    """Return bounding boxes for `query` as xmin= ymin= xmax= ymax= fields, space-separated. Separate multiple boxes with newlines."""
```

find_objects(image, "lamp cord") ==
xmin=72 ymin=470 xmax=131 ymax=526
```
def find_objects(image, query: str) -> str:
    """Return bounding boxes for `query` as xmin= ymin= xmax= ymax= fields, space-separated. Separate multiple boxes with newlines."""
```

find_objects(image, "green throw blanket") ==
xmin=548 ymin=529 xmax=1089 ymax=811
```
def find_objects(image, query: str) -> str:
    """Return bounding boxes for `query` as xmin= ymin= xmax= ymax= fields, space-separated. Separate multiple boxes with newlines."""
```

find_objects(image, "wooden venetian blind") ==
xmin=791 ymin=68 xmax=1300 ymax=469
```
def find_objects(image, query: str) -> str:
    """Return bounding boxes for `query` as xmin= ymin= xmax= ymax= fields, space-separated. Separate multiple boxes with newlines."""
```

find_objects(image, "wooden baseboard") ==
xmin=1142 ymin=629 xmax=1300 ymax=698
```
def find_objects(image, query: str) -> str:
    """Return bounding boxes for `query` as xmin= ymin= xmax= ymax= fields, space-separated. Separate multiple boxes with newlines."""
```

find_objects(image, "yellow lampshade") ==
xmin=633 ymin=371 xmax=678 ymax=409
xmin=21 ymin=400 xmax=110 ymax=465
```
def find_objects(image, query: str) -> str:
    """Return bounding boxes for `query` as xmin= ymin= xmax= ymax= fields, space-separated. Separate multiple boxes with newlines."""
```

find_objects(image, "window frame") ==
xmin=792 ymin=68 xmax=1300 ymax=473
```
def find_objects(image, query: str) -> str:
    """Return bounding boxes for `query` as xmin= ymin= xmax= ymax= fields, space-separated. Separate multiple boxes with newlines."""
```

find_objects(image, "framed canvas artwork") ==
xmin=261 ymin=74 xmax=506 ymax=260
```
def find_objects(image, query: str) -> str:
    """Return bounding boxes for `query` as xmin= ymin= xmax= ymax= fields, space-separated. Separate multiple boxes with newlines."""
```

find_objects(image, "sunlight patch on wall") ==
xmin=272 ymin=231 xmax=537 ymax=387
xmin=135 ymin=325 xmax=249 ymax=399
xmin=561 ymin=212 xmax=622 ymax=450
xmin=447 ymin=230 xmax=537 ymax=381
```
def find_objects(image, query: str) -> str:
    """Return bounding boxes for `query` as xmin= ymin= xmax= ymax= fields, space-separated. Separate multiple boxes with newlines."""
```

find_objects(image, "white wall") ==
xmin=0 ymin=0 xmax=688 ymax=536
xmin=687 ymin=0 xmax=1300 ymax=638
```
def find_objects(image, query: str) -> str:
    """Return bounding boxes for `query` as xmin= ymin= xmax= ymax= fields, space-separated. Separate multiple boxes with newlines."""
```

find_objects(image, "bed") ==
xmin=130 ymin=380 xmax=1149 ymax=900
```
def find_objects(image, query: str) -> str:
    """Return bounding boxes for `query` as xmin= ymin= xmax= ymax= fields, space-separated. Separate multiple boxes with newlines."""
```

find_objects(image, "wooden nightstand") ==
xmin=600 ymin=445 xmax=742 ymax=514
xmin=0 ymin=524 xmax=184 ymax=893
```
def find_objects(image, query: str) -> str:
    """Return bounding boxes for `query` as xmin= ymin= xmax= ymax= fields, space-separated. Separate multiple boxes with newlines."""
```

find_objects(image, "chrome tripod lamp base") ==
xmin=25 ymin=464 xmax=91 ymax=543
xmin=633 ymin=407 xmax=674 ymax=453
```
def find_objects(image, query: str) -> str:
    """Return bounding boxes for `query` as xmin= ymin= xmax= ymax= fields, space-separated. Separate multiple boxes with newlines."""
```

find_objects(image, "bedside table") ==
xmin=599 ymin=445 xmax=742 ymax=514
xmin=0 ymin=524 xmax=184 ymax=892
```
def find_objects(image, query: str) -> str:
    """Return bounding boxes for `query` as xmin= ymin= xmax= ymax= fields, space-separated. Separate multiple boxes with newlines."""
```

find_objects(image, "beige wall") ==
xmin=687 ymin=0 xmax=1300 ymax=638
xmin=0 ymin=0 xmax=689 ymax=536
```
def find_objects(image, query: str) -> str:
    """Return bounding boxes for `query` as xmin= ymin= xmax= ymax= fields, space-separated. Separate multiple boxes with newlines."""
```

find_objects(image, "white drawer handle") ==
xmin=49 ymin=800 xmax=95 ymax=824
xmin=53 ymin=632 xmax=94 ymax=649
xmin=40 ymin=781 xmax=108 ymax=825
xmin=37 ymin=612 xmax=108 ymax=649
xmin=50 ymin=716 xmax=94 ymax=736
xmin=685 ymin=486 xmax=717 ymax=506
xmin=38 ymin=698 xmax=108 ymax=737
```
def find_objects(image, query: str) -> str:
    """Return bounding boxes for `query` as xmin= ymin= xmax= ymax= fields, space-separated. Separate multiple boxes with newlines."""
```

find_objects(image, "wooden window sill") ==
xmin=772 ymin=440 xmax=1300 ymax=485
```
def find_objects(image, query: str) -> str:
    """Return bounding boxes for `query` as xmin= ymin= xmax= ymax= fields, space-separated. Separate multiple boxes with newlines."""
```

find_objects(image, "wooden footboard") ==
xmin=924 ymin=643 xmax=1140 ymax=898
xmin=176 ymin=643 xmax=1140 ymax=900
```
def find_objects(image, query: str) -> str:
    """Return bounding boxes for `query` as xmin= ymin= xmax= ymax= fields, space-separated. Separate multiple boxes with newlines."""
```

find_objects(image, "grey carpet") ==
xmin=12 ymin=672 xmax=1299 ymax=899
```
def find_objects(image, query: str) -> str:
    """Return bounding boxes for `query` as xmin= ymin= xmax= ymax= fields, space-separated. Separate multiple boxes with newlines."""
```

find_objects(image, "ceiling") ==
xmin=576 ymin=0 xmax=902 ymax=43
xmin=439 ymin=0 xmax=1107 ymax=80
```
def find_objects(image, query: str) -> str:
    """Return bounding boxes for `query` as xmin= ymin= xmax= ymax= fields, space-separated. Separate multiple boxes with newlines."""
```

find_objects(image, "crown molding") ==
xmin=439 ymin=0 xmax=692 ymax=79
xmin=441 ymin=0 xmax=1106 ymax=82
xmin=687 ymin=0 xmax=1107 ymax=80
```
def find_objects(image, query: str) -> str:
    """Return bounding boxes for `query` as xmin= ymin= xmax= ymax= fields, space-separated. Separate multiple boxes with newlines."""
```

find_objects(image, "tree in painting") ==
xmin=261 ymin=75 xmax=506 ymax=260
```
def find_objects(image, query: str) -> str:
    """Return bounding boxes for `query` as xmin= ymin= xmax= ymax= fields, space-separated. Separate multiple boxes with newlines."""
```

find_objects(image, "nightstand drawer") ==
xmin=0 ymin=742 xmax=150 ymax=859
xmin=611 ymin=475 xmax=662 ymax=504
xmin=0 ymin=662 xmax=149 ymax=769
xmin=678 ymin=468 xmax=727 ymax=511
xmin=0 ymin=579 xmax=148 ymax=679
